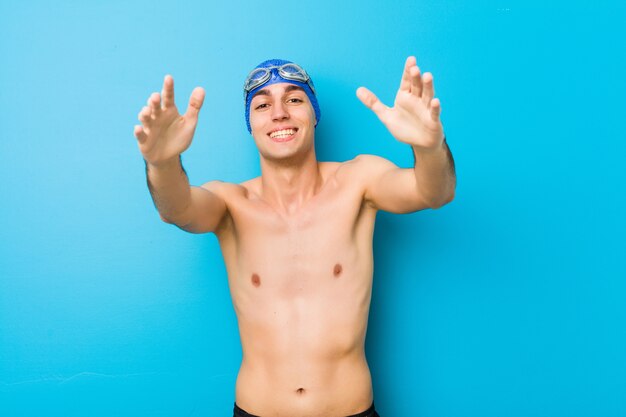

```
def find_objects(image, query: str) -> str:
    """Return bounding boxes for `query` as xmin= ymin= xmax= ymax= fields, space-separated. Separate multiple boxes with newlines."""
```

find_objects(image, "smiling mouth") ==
xmin=269 ymin=128 xmax=298 ymax=141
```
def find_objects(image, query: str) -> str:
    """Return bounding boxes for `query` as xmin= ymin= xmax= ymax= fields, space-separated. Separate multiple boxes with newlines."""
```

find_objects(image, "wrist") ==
xmin=145 ymin=155 xmax=183 ymax=172
xmin=411 ymin=135 xmax=446 ymax=155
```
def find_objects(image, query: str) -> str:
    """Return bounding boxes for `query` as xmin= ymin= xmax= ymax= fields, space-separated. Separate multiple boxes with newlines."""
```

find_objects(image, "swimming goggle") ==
xmin=243 ymin=63 xmax=316 ymax=100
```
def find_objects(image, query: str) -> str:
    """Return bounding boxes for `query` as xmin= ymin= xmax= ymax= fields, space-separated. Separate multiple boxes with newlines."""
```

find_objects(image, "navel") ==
xmin=333 ymin=263 xmax=343 ymax=277
xmin=296 ymin=387 xmax=306 ymax=395
xmin=251 ymin=273 xmax=261 ymax=287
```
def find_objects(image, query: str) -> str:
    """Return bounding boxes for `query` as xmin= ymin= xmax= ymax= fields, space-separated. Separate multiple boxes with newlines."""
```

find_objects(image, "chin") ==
xmin=260 ymin=145 xmax=312 ymax=165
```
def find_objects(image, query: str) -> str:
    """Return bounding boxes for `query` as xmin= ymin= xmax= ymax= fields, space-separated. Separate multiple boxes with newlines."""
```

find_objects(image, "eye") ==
xmin=254 ymin=103 xmax=269 ymax=110
xmin=287 ymin=97 xmax=303 ymax=104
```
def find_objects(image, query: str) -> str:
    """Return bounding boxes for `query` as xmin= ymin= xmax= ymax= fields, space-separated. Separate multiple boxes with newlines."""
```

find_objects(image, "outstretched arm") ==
xmin=134 ymin=75 xmax=227 ymax=233
xmin=356 ymin=56 xmax=456 ymax=212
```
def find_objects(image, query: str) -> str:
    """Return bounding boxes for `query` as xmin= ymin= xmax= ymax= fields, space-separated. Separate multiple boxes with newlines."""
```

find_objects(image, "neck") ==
xmin=259 ymin=149 xmax=322 ymax=215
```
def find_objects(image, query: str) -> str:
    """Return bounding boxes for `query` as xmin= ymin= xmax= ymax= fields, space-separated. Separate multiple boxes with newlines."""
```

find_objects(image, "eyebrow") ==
xmin=285 ymin=85 xmax=305 ymax=93
xmin=254 ymin=85 xmax=305 ymax=97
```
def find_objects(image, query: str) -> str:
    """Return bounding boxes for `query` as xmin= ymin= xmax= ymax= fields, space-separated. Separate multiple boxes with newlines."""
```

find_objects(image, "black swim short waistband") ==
xmin=233 ymin=402 xmax=379 ymax=417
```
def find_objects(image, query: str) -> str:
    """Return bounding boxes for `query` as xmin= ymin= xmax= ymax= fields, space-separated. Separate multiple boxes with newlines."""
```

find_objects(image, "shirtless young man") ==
xmin=133 ymin=57 xmax=456 ymax=417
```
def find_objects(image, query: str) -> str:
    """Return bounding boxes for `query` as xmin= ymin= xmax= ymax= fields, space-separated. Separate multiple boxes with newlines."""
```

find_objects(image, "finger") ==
xmin=430 ymin=98 xmax=441 ymax=121
xmin=422 ymin=72 xmax=435 ymax=104
xmin=138 ymin=106 xmax=152 ymax=125
xmin=148 ymin=92 xmax=162 ymax=115
xmin=185 ymin=87 xmax=205 ymax=120
xmin=162 ymin=75 xmax=175 ymax=109
xmin=410 ymin=66 xmax=422 ymax=97
xmin=134 ymin=125 xmax=148 ymax=144
xmin=399 ymin=56 xmax=416 ymax=92
xmin=356 ymin=86 xmax=388 ymax=119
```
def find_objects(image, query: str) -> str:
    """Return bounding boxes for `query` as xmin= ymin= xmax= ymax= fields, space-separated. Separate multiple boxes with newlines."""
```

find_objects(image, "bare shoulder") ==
xmin=199 ymin=179 xmax=250 ymax=201
xmin=351 ymin=154 xmax=397 ymax=171
xmin=192 ymin=179 xmax=254 ymax=235
xmin=318 ymin=161 xmax=343 ymax=179
xmin=315 ymin=156 xmax=397 ymax=204
xmin=333 ymin=154 xmax=397 ymax=183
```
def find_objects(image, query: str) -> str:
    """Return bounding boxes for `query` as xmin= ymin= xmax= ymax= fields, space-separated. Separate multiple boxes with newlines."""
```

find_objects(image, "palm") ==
xmin=140 ymin=106 xmax=192 ymax=162
xmin=134 ymin=75 xmax=205 ymax=166
xmin=357 ymin=57 xmax=444 ymax=150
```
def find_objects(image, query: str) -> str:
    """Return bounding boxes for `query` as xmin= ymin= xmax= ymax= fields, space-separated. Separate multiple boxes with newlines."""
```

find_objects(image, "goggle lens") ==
xmin=279 ymin=64 xmax=305 ymax=79
xmin=244 ymin=63 xmax=314 ymax=99
xmin=245 ymin=68 xmax=271 ymax=91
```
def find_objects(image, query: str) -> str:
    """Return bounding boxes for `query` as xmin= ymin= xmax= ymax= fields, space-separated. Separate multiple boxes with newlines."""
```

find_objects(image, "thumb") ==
xmin=185 ymin=87 xmax=205 ymax=119
xmin=356 ymin=87 xmax=388 ymax=119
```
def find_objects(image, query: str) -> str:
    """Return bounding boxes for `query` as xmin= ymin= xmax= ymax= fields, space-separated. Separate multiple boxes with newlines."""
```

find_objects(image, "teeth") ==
xmin=270 ymin=129 xmax=296 ymax=139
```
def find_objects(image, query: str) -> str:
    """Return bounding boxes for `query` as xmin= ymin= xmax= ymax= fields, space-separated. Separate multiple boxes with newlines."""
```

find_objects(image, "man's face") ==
xmin=248 ymin=83 xmax=317 ymax=163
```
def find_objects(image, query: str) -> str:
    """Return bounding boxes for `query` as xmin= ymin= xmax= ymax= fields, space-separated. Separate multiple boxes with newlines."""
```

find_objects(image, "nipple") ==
xmin=251 ymin=273 xmax=261 ymax=287
xmin=333 ymin=263 xmax=343 ymax=277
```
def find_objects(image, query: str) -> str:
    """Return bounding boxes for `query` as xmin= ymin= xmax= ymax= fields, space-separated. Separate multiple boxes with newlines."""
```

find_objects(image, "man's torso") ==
xmin=207 ymin=160 xmax=379 ymax=416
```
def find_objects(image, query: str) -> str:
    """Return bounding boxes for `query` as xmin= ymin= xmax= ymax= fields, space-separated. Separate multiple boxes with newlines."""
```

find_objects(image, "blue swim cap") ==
xmin=244 ymin=59 xmax=321 ymax=133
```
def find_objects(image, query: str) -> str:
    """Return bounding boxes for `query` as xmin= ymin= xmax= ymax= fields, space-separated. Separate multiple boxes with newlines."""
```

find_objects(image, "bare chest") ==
xmin=217 ymin=182 xmax=376 ymax=297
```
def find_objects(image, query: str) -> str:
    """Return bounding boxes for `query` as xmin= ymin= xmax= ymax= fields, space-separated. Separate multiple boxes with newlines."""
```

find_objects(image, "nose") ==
xmin=271 ymin=100 xmax=289 ymax=121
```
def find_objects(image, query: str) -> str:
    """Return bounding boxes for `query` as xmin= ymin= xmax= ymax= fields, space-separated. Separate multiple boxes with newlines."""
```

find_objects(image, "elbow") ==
xmin=159 ymin=205 xmax=192 ymax=226
xmin=159 ymin=212 xmax=210 ymax=234
xmin=445 ymin=187 xmax=456 ymax=205
xmin=159 ymin=211 xmax=186 ymax=226
xmin=159 ymin=213 xmax=174 ymax=224
xmin=428 ymin=188 xmax=456 ymax=209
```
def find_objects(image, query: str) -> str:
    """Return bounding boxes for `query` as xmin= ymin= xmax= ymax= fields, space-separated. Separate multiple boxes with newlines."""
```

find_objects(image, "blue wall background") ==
xmin=1 ymin=1 xmax=625 ymax=416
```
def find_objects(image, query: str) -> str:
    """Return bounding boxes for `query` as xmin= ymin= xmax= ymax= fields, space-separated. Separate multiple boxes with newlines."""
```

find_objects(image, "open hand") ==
xmin=357 ymin=56 xmax=444 ymax=151
xmin=134 ymin=75 xmax=205 ymax=166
